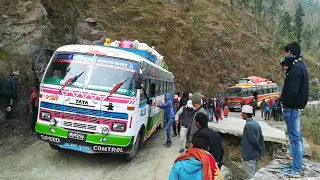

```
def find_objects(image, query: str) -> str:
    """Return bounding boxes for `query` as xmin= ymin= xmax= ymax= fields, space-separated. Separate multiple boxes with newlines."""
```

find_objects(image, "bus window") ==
xmin=156 ymin=80 xmax=161 ymax=96
xmin=144 ymin=79 xmax=150 ymax=98
xmin=150 ymin=80 xmax=156 ymax=97
xmin=159 ymin=81 xmax=163 ymax=95
xmin=164 ymin=82 xmax=167 ymax=93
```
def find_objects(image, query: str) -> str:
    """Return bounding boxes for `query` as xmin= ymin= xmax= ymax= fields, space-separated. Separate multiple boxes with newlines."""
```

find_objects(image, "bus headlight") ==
xmin=102 ymin=127 xmax=109 ymax=135
xmin=49 ymin=119 xmax=57 ymax=126
xmin=112 ymin=123 xmax=126 ymax=132
xmin=40 ymin=112 xmax=51 ymax=120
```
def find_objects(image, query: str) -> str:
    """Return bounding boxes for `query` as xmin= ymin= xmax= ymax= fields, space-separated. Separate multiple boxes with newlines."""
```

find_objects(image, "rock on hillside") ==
xmin=0 ymin=0 xmax=106 ymax=81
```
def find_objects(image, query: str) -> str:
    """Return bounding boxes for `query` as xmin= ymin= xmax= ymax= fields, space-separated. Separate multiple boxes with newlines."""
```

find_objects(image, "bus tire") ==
xmin=49 ymin=143 xmax=62 ymax=151
xmin=230 ymin=108 xmax=234 ymax=112
xmin=124 ymin=132 xmax=141 ymax=162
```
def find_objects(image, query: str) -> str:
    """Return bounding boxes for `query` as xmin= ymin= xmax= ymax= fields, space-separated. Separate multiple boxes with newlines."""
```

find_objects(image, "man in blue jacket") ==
xmin=279 ymin=42 xmax=309 ymax=178
xmin=156 ymin=93 xmax=175 ymax=148
xmin=241 ymin=105 xmax=265 ymax=179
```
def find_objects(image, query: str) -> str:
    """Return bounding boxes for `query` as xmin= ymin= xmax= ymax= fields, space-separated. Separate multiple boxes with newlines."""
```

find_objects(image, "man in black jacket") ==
xmin=279 ymin=42 xmax=309 ymax=178
xmin=193 ymin=113 xmax=224 ymax=169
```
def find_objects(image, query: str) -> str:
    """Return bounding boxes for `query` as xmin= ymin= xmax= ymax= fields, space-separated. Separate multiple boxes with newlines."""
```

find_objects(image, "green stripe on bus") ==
xmin=36 ymin=123 xmax=68 ymax=138
xmin=36 ymin=123 xmax=133 ymax=147
xmin=146 ymin=111 xmax=164 ymax=131
xmin=86 ymin=134 xmax=132 ymax=147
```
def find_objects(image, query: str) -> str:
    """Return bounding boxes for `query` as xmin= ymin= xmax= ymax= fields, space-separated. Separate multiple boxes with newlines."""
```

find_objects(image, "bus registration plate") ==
xmin=60 ymin=142 xmax=92 ymax=153
xmin=68 ymin=131 xmax=86 ymax=141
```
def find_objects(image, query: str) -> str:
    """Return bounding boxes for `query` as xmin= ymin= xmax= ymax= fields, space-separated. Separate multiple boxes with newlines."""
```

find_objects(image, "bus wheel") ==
xmin=124 ymin=133 xmax=141 ymax=162
xmin=49 ymin=143 xmax=62 ymax=151
xmin=230 ymin=108 xmax=234 ymax=112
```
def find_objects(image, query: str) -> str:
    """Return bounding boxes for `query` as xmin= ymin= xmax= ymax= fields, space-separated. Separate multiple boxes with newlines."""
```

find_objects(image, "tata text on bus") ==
xmin=35 ymin=42 xmax=174 ymax=161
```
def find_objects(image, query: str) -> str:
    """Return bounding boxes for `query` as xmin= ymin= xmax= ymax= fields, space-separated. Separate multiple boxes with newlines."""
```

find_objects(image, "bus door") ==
xmin=146 ymin=79 xmax=161 ymax=135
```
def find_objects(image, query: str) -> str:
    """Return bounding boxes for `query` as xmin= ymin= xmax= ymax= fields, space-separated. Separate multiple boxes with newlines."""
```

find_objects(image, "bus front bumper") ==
xmin=35 ymin=123 xmax=134 ymax=154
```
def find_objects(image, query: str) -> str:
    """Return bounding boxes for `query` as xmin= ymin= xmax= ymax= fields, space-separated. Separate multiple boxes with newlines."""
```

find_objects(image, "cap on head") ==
xmin=12 ymin=71 xmax=20 ymax=76
xmin=241 ymin=105 xmax=253 ymax=114
xmin=192 ymin=92 xmax=203 ymax=104
xmin=186 ymin=100 xmax=194 ymax=108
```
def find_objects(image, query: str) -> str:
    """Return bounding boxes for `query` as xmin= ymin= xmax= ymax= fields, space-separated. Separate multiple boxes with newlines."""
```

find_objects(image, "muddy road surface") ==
xmin=0 ymin=129 xmax=182 ymax=180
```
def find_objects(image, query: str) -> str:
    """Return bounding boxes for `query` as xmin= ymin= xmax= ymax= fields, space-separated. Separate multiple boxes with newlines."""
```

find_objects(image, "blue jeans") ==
xmin=207 ymin=108 xmax=213 ymax=121
xmin=283 ymin=108 xmax=303 ymax=172
xmin=166 ymin=117 xmax=174 ymax=141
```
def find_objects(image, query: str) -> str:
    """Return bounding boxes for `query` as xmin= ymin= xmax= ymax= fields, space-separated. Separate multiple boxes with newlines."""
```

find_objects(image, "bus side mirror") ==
xmin=135 ymin=82 xmax=143 ymax=89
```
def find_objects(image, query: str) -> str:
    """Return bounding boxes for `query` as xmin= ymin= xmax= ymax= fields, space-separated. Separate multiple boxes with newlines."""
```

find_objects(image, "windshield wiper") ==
xmin=60 ymin=71 xmax=85 ymax=91
xmin=108 ymin=78 xmax=130 ymax=97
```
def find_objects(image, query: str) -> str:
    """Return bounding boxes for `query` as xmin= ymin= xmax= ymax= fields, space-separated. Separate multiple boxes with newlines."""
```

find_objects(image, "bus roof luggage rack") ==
xmin=106 ymin=46 xmax=157 ymax=63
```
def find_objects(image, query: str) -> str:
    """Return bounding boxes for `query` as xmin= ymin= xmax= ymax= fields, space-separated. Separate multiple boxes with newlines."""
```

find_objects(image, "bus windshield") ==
xmin=225 ymin=87 xmax=242 ymax=96
xmin=43 ymin=53 xmax=139 ymax=96
xmin=87 ymin=56 xmax=139 ymax=96
xmin=43 ymin=53 xmax=92 ymax=88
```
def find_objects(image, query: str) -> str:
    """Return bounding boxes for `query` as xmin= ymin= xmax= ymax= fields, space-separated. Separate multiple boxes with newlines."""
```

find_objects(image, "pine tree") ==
xmin=268 ymin=0 xmax=284 ymax=24
xmin=279 ymin=12 xmax=292 ymax=39
xmin=303 ymin=25 xmax=313 ymax=49
xmin=294 ymin=3 xmax=305 ymax=43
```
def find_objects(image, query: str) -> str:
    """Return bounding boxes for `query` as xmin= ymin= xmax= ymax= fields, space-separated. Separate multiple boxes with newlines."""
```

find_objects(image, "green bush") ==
xmin=259 ymin=42 xmax=271 ymax=53
xmin=301 ymin=108 xmax=320 ymax=145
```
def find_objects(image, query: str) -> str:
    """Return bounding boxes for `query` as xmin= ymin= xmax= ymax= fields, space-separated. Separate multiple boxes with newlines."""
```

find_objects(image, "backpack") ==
xmin=207 ymin=98 xmax=213 ymax=108
xmin=180 ymin=107 xmax=195 ymax=128
xmin=265 ymin=106 xmax=270 ymax=112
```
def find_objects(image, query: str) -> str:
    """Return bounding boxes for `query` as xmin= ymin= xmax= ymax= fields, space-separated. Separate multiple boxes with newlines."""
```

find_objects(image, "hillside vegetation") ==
xmin=1 ymin=0 xmax=320 ymax=97
xmin=71 ymin=0 xmax=319 ymax=95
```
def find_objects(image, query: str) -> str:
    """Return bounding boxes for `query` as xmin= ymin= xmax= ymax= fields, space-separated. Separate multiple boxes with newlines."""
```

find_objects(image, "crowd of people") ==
xmin=157 ymin=91 xmax=266 ymax=180
xmin=165 ymin=42 xmax=308 ymax=179
xmin=240 ymin=97 xmax=283 ymax=121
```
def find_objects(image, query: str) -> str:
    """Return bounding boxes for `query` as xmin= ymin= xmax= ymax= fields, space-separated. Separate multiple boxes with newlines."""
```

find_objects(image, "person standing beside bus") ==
xmin=29 ymin=84 xmax=40 ymax=132
xmin=172 ymin=94 xmax=180 ymax=137
xmin=155 ymin=93 xmax=175 ymax=148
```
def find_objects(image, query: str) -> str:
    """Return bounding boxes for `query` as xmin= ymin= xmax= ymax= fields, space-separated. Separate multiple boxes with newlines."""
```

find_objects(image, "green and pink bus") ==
xmin=36 ymin=44 xmax=174 ymax=161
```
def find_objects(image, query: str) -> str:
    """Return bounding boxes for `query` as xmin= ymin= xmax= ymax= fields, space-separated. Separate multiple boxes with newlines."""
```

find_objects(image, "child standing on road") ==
xmin=223 ymin=106 xmax=229 ymax=118
xmin=175 ymin=100 xmax=195 ymax=153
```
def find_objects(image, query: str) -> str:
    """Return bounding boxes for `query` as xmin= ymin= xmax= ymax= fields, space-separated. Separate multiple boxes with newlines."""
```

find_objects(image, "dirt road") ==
xmin=0 ymin=128 xmax=230 ymax=180
xmin=0 ymin=129 xmax=178 ymax=180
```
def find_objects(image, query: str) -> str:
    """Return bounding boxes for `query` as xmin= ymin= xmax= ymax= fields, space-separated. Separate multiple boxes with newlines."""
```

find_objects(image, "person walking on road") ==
xmin=207 ymin=97 xmax=214 ymax=122
xmin=264 ymin=104 xmax=270 ymax=120
xmin=194 ymin=113 xmax=224 ymax=169
xmin=29 ymin=84 xmax=40 ymax=132
xmin=188 ymin=92 xmax=208 ymax=144
xmin=250 ymin=99 xmax=257 ymax=117
xmin=154 ymin=93 xmax=175 ymax=148
xmin=169 ymin=134 xmax=222 ymax=180
xmin=260 ymin=99 xmax=267 ymax=118
xmin=241 ymin=105 xmax=265 ymax=179
xmin=214 ymin=104 xmax=222 ymax=123
xmin=278 ymin=42 xmax=309 ymax=178
xmin=175 ymin=100 xmax=195 ymax=153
